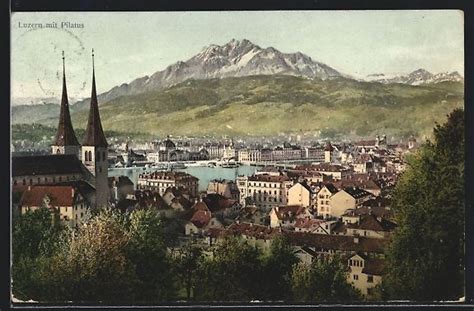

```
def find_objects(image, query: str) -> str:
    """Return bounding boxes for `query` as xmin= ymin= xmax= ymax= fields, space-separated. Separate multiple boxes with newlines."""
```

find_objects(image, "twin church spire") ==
xmin=83 ymin=49 xmax=108 ymax=147
xmin=53 ymin=51 xmax=80 ymax=147
xmin=54 ymin=49 xmax=107 ymax=150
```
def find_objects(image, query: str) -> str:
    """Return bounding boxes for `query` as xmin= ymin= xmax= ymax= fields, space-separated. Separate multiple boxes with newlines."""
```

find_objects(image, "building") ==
xmin=51 ymin=52 xmax=81 ymax=158
xmin=324 ymin=141 xmax=334 ymax=163
xmin=238 ymin=149 xmax=261 ymax=164
xmin=329 ymin=187 xmax=374 ymax=218
xmin=287 ymin=182 xmax=315 ymax=208
xmin=269 ymin=205 xmax=311 ymax=228
xmin=343 ymin=212 xmax=397 ymax=239
xmin=206 ymin=179 xmax=240 ymax=200
xmin=239 ymin=174 xmax=293 ymax=210
xmin=316 ymin=183 xmax=339 ymax=219
xmin=184 ymin=202 xmax=223 ymax=236
xmin=12 ymin=52 xmax=104 ymax=208
xmin=108 ymin=176 xmax=134 ymax=203
xmin=137 ymin=171 xmax=199 ymax=198
xmin=347 ymin=253 xmax=384 ymax=298
xmin=19 ymin=184 xmax=91 ymax=227
xmin=80 ymin=50 xmax=109 ymax=208
xmin=297 ymin=163 xmax=351 ymax=180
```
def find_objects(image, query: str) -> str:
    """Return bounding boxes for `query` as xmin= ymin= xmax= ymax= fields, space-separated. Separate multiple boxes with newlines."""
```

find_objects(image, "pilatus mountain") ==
xmin=12 ymin=39 xmax=464 ymax=139
xmin=77 ymin=39 xmax=343 ymax=107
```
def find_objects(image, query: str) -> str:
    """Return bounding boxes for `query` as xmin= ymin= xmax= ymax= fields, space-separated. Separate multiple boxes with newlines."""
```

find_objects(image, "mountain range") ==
xmin=363 ymin=69 xmax=463 ymax=85
xmin=11 ymin=39 xmax=464 ymax=139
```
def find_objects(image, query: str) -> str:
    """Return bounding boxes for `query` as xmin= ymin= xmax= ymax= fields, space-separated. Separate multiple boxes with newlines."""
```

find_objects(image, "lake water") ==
xmin=109 ymin=165 xmax=260 ymax=191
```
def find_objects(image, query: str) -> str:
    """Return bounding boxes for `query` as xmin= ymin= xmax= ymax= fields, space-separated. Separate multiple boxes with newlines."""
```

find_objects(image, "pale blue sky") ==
xmin=11 ymin=10 xmax=464 ymax=99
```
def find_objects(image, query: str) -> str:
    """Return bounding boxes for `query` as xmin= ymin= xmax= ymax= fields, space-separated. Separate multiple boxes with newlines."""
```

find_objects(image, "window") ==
xmin=29 ymin=179 xmax=33 ymax=185
xmin=353 ymin=274 xmax=358 ymax=280
xmin=102 ymin=151 xmax=106 ymax=160
xmin=56 ymin=148 xmax=61 ymax=154
xmin=367 ymin=275 xmax=373 ymax=283
xmin=22 ymin=179 xmax=26 ymax=185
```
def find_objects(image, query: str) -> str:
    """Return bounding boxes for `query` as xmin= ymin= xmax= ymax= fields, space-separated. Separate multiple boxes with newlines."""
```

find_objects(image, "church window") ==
xmin=56 ymin=149 xmax=61 ymax=154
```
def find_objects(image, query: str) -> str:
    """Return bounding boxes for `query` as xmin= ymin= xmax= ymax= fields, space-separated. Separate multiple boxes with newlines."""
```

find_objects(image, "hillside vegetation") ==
xmin=14 ymin=75 xmax=463 ymax=140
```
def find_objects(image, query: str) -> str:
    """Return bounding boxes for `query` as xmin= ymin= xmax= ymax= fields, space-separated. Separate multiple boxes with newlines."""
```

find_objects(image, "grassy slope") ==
xmin=15 ymin=75 xmax=464 ymax=140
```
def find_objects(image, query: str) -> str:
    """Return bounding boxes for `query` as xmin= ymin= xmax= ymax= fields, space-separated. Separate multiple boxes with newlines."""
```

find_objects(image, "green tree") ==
xmin=11 ymin=207 xmax=64 ymax=301
xmin=291 ymin=256 xmax=361 ymax=302
xmin=194 ymin=236 xmax=263 ymax=301
xmin=175 ymin=241 xmax=203 ymax=300
xmin=126 ymin=209 xmax=177 ymax=302
xmin=383 ymin=108 xmax=465 ymax=300
xmin=259 ymin=235 xmax=298 ymax=301
xmin=12 ymin=207 xmax=63 ymax=261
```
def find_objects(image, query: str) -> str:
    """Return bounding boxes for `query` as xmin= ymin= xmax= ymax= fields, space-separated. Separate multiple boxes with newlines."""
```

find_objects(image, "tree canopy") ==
xmin=383 ymin=108 xmax=465 ymax=301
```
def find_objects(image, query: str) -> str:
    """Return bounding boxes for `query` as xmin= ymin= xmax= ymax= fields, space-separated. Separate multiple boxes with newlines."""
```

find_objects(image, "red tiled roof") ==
xmin=295 ymin=218 xmax=324 ymax=229
xmin=190 ymin=210 xmax=212 ymax=228
xmin=20 ymin=185 xmax=78 ymax=207
xmin=274 ymin=205 xmax=305 ymax=220
xmin=249 ymin=174 xmax=290 ymax=182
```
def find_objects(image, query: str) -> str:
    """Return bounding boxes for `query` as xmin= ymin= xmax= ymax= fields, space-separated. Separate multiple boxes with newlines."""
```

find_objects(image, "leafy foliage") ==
xmin=259 ymin=235 xmax=298 ymax=301
xmin=383 ymin=109 xmax=465 ymax=300
xmin=194 ymin=236 xmax=263 ymax=301
xmin=291 ymin=256 xmax=362 ymax=302
xmin=12 ymin=208 xmax=176 ymax=303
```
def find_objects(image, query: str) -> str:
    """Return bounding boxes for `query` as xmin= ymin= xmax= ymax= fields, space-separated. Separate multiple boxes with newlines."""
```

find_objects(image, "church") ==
xmin=12 ymin=50 xmax=110 ymax=222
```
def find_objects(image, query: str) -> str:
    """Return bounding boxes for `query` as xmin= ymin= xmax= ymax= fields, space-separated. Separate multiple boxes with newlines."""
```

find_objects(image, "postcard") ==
xmin=10 ymin=10 xmax=465 ymax=305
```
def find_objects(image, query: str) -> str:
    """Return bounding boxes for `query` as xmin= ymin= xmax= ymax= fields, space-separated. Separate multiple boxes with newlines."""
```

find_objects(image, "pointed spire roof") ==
xmin=83 ymin=49 xmax=108 ymax=147
xmin=54 ymin=51 xmax=80 ymax=146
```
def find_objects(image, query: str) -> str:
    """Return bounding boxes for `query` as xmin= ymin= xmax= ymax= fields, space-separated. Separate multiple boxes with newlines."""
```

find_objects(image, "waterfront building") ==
xmin=137 ymin=171 xmax=199 ymax=198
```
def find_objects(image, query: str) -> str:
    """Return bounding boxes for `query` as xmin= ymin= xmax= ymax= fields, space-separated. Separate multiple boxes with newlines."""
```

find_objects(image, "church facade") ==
xmin=13 ymin=50 xmax=110 ymax=213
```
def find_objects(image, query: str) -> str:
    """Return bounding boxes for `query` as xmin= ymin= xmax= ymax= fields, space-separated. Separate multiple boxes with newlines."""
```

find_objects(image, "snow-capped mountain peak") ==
xmin=362 ymin=68 xmax=463 ymax=85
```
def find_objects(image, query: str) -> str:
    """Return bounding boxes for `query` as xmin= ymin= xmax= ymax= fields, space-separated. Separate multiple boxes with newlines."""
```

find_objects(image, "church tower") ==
xmin=51 ymin=51 xmax=81 ymax=157
xmin=81 ymin=49 xmax=109 ymax=208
